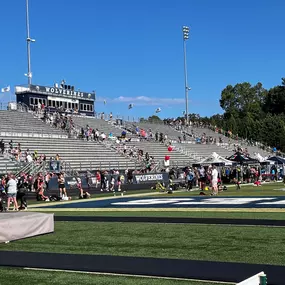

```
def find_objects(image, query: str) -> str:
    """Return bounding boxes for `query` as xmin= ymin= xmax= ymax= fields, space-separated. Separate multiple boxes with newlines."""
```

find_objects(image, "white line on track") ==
xmin=23 ymin=267 xmax=234 ymax=284
xmin=28 ymin=207 xmax=285 ymax=212
xmin=28 ymin=190 xmax=173 ymax=208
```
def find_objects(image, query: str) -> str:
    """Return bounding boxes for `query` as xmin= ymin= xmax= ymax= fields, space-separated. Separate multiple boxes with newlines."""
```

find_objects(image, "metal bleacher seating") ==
xmin=0 ymin=110 xmax=138 ymax=173
xmin=0 ymin=110 xmax=66 ymax=137
xmin=124 ymin=121 xmax=232 ymax=160
xmin=123 ymin=121 xmax=271 ymax=160
xmin=0 ymin=108 xmax=272 ymax=174
xmin=72 ymin=116 xmax=197 ymax=168
xmin=185 ymin=126 xmax=271 ymax=158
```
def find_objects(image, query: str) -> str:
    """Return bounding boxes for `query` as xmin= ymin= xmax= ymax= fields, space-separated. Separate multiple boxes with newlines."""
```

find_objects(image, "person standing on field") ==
xmin=211 ymin=165 xmax=219 ymax=195
xmin=6 ymin=174 xmax=19 ymax=211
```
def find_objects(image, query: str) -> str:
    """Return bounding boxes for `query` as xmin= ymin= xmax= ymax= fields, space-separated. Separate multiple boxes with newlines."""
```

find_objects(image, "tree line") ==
xmin=140 ymin=78 xmax=285 ymax=151
xmin=196 ymin=78 xmax=285 ymax=151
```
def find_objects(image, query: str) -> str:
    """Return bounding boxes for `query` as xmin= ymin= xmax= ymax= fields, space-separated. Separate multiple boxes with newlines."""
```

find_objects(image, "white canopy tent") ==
xmin=253 ymin=153 xmax=268 ymax=163
xmin=199 ymin=152 xmax=233 ymax=166
xmin=253 ymin=153 xmax=275 ymax=164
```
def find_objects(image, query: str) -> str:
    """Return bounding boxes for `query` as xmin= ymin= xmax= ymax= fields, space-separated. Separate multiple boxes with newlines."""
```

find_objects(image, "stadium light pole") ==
xmin=25 ymin=0 xmax=35 ymax=86
xmin=182 ymin=26 xmax=190 ymax=126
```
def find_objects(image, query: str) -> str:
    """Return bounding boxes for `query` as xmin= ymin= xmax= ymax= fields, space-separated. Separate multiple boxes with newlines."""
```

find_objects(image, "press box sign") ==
xmin=134 ymin=174 xmax=164 ymax=184
xmin=29 ymin=85 xmax=95 ymax=101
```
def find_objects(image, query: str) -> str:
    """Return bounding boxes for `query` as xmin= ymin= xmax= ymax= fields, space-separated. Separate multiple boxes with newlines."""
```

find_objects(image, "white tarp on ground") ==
xmin=199 ymin=152 xmax=233 ymax=166
xmin=0 ymin=212 xmax=54 ymax=243
xmin=236 ymin=271 xmax=265 ymax=285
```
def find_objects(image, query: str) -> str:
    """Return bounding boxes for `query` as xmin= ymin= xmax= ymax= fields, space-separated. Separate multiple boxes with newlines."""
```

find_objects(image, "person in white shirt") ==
xmin=6 ymin=174 xmax=19 ymax=211
xmin=26 ymin=154 xmax=33 ymax=163
xmin=110 ymin=177 xmax=115 ymax=191
xmin=211 ymin=165 xmax=219 ymax=195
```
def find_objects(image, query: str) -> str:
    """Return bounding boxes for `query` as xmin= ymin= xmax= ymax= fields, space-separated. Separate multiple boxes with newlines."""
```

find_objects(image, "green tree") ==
xmin=220 ymin=82 xmax=265 ymax=119
xmin=226 ymin=115 xmax=238 ymax=134
xmin=210 ymin=114 xmax=224 ymax=128
xmin=147 ymin=115 xmax=162 ymax=123
xmin=170 ymin=78 xmax=285 ymax=151
xmin=264 ymin=84 xmax=285 ymax=114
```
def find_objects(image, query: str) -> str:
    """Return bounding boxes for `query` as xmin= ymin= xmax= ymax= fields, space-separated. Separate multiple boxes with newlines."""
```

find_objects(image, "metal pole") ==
xmin=183 ymin=39 xmax=189 ymax=126
xmin=26 ymin=0 xmax=32 ymax=85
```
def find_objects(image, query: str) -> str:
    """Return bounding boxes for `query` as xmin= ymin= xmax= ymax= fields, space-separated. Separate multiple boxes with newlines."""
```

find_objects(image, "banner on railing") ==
xmin=49 ymin=161 xmax=61 ymax=172
xmin=133 ymin=173 xmax=168 ymax=184
xmin=46 ymin=172 xmax=169 ymax=191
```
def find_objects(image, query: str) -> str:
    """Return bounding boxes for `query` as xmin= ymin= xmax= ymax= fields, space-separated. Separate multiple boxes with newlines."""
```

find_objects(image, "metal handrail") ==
xmin=15 ymin=161 xmax=34 ymax=177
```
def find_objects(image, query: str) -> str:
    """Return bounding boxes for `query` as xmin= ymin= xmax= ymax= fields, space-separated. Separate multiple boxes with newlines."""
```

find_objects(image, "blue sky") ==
xmin=1 ymin=0 xmax=285 ymax=119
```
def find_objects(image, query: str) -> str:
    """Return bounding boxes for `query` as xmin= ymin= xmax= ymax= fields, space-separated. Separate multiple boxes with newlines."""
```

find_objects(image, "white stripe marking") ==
xmin=24 ymin=267 xmax=233 ymax=284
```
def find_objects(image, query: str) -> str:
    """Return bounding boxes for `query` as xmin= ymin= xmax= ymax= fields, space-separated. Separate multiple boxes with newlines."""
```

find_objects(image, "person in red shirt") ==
xmin=37 ymin=173 xmax=48 ymax=201
xmin=95 ymin=171 xmax=101 ymax=188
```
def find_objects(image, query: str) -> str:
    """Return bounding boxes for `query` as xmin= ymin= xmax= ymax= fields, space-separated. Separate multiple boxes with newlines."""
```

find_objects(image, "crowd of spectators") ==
xmin=0 ymin=170 xmax=73 ymax=211
xmin=162 ymin=117 xmax=278 ymax=157
xmin=0 ymin=138 xmax=50 ymax=166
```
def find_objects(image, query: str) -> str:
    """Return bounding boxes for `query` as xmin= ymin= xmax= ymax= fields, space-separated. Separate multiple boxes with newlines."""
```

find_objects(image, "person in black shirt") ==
xmin=0 ymin=140 xmax=4 ymax=154
xmin=17 ymin=175 xmax=28 ymax=210
xmin=155 ymin=132 xmax=158 ymax=141
xmin=58 ymin=173 xmax=67 ymax=199
xmin=127 ymin=170 xmax=133 ymax=184
xmin=100 ymin=171 xmax=106 ymax=191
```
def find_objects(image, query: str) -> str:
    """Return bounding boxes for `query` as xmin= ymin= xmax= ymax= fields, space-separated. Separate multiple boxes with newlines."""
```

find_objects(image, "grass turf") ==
xmin=3 ymin=182 xmax=283 ymax=284
xmin=0 ymin=268 xmax=229 ymax=285
xmin=1 ymin=222 xmax=285 ymax=266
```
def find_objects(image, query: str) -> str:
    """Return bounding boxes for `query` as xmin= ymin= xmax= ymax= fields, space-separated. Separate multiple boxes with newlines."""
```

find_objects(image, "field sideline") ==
xmin=1 ymin=183 xmax=285 ymax=284
xmin=0 ymin=267 xmax=231 ymax=285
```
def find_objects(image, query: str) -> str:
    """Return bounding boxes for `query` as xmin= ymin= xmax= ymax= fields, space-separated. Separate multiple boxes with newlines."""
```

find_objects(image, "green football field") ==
xmin=1 ymin=182 xmax=285 ymax=284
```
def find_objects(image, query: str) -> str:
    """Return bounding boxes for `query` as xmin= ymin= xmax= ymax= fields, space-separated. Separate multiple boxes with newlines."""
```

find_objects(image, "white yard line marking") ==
xmin=27 ymin=207 xmax=285 ymax=212
xmin=23 ymin=267 xmax=234 ymax=284
xmin=29 ymin=190 xmax=178 ymax=208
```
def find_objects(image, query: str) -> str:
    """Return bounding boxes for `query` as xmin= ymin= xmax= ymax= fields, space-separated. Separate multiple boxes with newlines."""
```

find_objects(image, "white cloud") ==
xmin=96 ymin=96 xmax=185 ymax=106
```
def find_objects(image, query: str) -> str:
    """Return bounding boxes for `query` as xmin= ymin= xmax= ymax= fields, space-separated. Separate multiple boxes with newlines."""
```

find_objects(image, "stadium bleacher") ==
xmin=0 ymin=108 xmax=273 ymax=174
xmin=0 ymin=156 xmax=20 ymax=174
xmin=0 ymin=111 xmax=139 ymax=172
xmin=72 ymin=116 xmax=198 ymax=167
xmin=0 ymin=110 xmax=66 ymax=137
